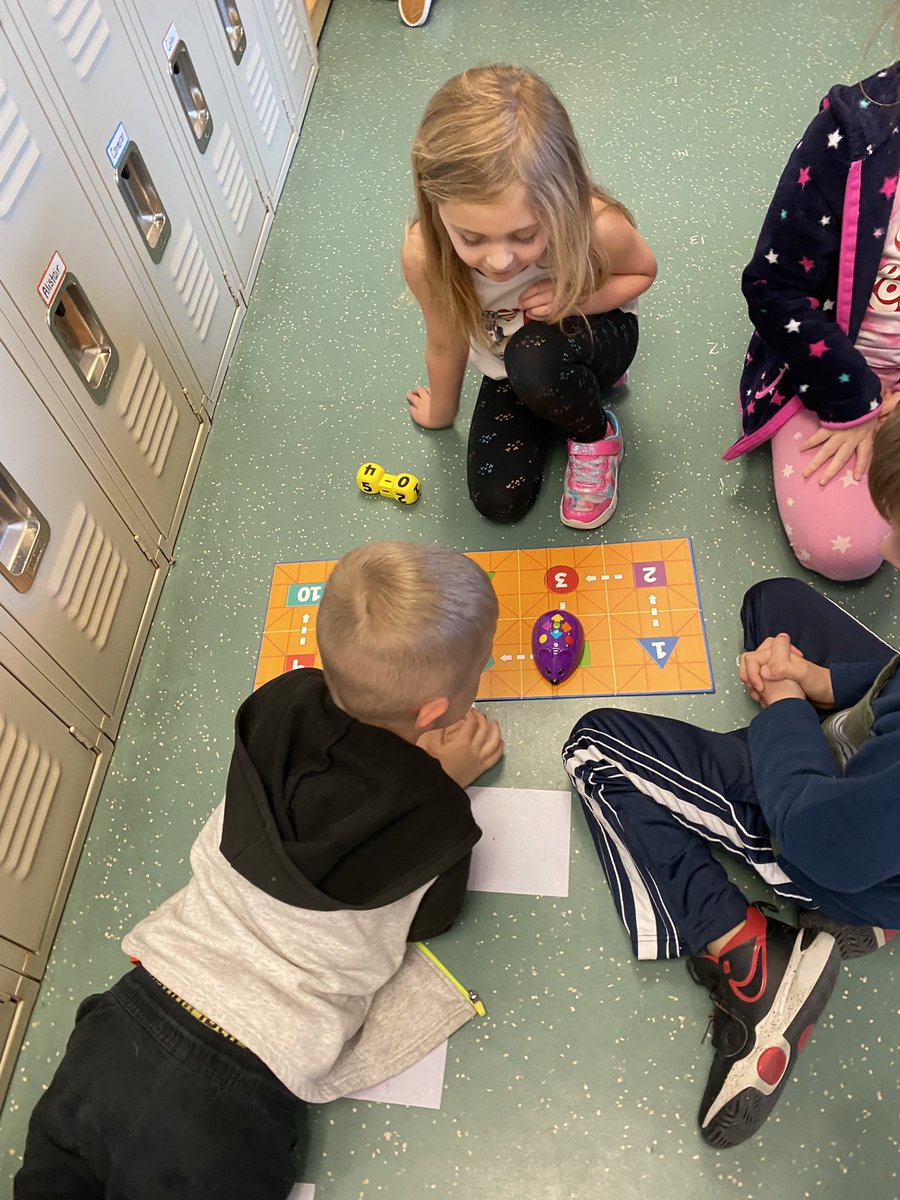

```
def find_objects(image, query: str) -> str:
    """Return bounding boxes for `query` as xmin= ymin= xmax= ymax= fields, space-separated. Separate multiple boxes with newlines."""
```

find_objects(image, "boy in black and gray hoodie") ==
xmin=16 ymin=541 xmax=502 ymax=1200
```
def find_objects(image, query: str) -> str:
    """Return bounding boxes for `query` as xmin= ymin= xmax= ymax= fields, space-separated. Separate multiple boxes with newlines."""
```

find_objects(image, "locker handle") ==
xmin=47 ymin=275 xmax=119 ymax=405
xmin=116 ymin=144 xmax=171 ymax=264
xmin=214 ymin=0 xmax=247 ymax=64
xmin=0 ymin=464 xmax=50 ymax=594
xmin=169 ymin=43 xmax=214 ymax=153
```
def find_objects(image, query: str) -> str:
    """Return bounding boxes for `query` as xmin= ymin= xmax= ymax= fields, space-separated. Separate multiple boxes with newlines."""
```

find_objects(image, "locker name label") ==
xmin=162 ymin=22 xmax=180 ymax=60
xmin=105 ymin=123 xmax=129 ymax=169
xmin=37 ymin=252 xmax=67 ymax=308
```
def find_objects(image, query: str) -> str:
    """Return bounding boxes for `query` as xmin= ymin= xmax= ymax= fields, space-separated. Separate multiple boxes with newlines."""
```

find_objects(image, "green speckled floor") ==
xmin=3 ymin=0 xmax=899 ymax=1195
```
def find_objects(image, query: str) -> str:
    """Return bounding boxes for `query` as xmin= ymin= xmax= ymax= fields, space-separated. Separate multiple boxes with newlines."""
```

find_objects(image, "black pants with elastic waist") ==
xmin=466 ymin=310 xmax=638 ymax=523
xmin=15 ymin=967 xmax=305 ymax=1200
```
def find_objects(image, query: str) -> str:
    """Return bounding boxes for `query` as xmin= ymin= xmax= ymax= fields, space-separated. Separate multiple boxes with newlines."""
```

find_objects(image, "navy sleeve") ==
xmin=742 ymin=103 xmax=882 ymax=426
xmin=830 ymin=661 xmax=891 ymax=709
xmin=749 ymin=698 xmax=899 ymax=892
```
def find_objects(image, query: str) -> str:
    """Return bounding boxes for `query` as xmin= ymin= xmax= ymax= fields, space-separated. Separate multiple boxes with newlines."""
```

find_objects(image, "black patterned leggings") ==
xmin=466 ymin=310 xmax=639 ymax=523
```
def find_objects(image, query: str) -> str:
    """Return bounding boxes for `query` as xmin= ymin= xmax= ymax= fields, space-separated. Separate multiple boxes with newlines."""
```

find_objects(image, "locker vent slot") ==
xmin=49 ymin=0 xmax=111 ymax=81
xmin=214 ymin=0 xmax=247 ymax=64
xmin=0 ymin=77 xmax=41 ymax=219
xmin=169 ymin=226 xmax=220 ymax=339
xmin=50 ymin=504 xmax=127 ymax=650
xmin=169 ymin=43 xmax=213 ymax=153
xmin=116 ymin=145 xmax=171 ymax=264
xmin=118 ymin=348 xmax=179 ymax=475
xmin=48 ymin=276 xmax=119 ymax=404
xmin=0 ymin=465 xmax=50 ymax=594
xmin=272 ymin=0 xmax=304 ymax=70
xmin=245 ymin=44 xmax=279 ymax=146
xmin=0 ymin=713 xmax=61 ymax=882
xmin=212 ymin=123 xmax=252 ymax=233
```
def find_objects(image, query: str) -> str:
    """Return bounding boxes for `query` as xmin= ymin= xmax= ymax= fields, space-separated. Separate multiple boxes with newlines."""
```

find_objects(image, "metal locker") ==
xmin=201 ymin=0 xmax=303 ymax=205
xmin=116 ymin=0 xmax=273 ymax=292
xmin=0 ymin=335 xmax=165 ymax=732
xmin=251 ymin=0 xmax=317 ymax=128
xmin=4 ymin=0 xmax=245 ymax=408
xmin=0 ymin=960 xmax=39 ymax=1110
xmin=0 ymin=40 xmax=205 ymax=545
xmin=0 ymin=656 xmax=111 ymax=976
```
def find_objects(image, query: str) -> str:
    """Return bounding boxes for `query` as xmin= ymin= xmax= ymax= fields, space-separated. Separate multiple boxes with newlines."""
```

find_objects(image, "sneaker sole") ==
xmin=799 ymin=912 xmax=897 ymax=960
xmin=699 ymin=931 xmax=841 ymax=1147
xmin=559 ymin=488 xmax=619 ymax=531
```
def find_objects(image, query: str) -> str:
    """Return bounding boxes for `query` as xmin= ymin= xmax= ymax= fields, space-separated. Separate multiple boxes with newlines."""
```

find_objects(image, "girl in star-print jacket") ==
xmin=725 ymin=62 xmax=900 ymax=581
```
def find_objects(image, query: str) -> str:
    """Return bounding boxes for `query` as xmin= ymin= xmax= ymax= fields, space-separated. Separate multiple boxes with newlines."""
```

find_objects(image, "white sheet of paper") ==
xmin=347 ymin=1039 xmax=448 ymax=1109
xmin=466 ymin=787 xmax=572 ymax=897
xmin=288 ymin=1186 xmax=315 ymax=1200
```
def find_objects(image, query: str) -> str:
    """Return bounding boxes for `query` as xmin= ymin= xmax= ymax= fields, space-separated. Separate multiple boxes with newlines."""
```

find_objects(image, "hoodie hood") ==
xmin=826 ymin=62 xmax=900 ymax=161
xmin=219 ymin=668 xmax=480 ymax=910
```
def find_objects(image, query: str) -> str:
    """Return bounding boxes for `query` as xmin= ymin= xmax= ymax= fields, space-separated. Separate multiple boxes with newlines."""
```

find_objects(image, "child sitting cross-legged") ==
xmin=15 ymin=541 xmax=502 ymax=1200
xmin=563 ymin=409 xmax=900 ymax=1148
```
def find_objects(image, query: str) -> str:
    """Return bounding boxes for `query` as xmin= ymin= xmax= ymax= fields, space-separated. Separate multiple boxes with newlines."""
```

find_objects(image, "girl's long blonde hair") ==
xmin=411 ymin=65 xmax=633 ymax=347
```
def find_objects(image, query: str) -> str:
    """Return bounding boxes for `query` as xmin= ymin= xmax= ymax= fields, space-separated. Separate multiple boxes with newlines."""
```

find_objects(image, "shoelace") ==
xmin=569 ymin=454 xmax=610 ymax=493
xmin=688 ymin=900 xmax=780 ymax=1050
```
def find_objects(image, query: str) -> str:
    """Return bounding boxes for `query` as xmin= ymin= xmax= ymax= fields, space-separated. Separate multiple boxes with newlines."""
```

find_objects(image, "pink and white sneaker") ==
xmin=560 ymin=412 xmax=623 ymax=530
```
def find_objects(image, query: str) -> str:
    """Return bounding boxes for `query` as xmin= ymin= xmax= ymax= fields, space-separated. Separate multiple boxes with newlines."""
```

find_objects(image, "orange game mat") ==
xmin=253 ymin=539 xmax=714 ymax=701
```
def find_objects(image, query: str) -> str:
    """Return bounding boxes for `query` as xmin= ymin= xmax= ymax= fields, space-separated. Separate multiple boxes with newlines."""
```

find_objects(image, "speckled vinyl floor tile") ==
xmin=2 ymin=1 xmax=898 ymax=1197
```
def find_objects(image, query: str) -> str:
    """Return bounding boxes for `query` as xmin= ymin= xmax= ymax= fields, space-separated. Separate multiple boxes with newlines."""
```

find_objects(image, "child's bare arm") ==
xmin=581 ymin=206 xmax=657 ymax=315
xmin=402 ymin=230 xmax=469 ymax=428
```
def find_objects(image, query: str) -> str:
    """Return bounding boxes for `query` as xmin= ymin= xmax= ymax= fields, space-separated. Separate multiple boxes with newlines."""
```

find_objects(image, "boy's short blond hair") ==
xmin=869 ymin=407 xmax=900 ymax=521
xmin=317 ymin=541 xmax=498 ymax=723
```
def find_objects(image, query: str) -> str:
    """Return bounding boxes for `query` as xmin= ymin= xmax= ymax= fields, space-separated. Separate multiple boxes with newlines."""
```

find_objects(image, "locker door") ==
xmin=0 ymin=41 xmax=204 ymax=542
xmin=202 ymin=0 xmax=299 ymax=204
xmin=0 ymin=337 xmax=160 ymax=725
xmin=117 ymin=1 xmax=272 ymax=291
xmin=0 ymin=963 xmax=38 ymax=1107
xmin=5 ymin=0 xmax=244 ymax=405
xmin=254 ymin=0 xmax=317 ymax=124
xmin=0 ymin=661 xmax=107 ymax=967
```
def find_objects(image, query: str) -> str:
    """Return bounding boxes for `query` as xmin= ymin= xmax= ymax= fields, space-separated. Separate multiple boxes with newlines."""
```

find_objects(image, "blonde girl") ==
xmin=402 ymin=65 xmax=657 ymax=527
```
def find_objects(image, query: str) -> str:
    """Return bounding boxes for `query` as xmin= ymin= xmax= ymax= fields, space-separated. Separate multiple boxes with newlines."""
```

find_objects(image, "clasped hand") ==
xmin=739 ymin=633 xmax=834 ymax=709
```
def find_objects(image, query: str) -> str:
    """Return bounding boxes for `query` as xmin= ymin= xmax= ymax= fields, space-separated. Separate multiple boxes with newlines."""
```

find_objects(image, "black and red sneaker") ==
xmin=687 ymin=906 xmax=841 ymax=1148
xmin=798 ymin=910 xmax=898 ymax=960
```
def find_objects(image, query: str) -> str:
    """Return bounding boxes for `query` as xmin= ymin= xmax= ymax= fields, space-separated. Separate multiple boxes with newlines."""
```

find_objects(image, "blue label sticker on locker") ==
xmin=106 ymin=123 xmax=129 ymax=169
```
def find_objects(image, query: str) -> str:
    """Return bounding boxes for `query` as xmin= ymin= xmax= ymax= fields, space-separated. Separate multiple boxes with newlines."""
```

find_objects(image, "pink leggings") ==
xmin=771 ymin=407 xmax=890 ymax=581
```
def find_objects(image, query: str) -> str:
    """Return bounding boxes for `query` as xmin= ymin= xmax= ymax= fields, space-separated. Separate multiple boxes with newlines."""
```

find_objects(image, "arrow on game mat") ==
xmin=638 ymin=636 xmax=678 ymax=669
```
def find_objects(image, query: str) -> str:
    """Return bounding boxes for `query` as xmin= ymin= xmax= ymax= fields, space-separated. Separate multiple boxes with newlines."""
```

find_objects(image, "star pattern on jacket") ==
xmin=731 ymin=65 xmax=900 ymax=459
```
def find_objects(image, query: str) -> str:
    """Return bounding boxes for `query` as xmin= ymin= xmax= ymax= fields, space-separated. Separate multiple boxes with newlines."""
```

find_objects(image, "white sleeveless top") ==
xmin=468 ymin=264 xmax=639 ymax=380
xmin=468 ymin=262 xmax=549 ymax=379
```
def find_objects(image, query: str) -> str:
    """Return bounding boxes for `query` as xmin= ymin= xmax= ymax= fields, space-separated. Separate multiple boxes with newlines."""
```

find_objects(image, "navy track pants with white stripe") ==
xmin=562 ymin=578 xmax=894 ymax=961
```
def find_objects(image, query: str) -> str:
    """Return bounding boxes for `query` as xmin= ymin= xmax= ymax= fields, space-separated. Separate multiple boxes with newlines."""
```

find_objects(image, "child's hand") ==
xmin=800 ymin=422 xmax=877 ymax=485
xmin=518 ymin=279 xmax=555 ymax=321
xmin=877 ymin=388 xmax=900 ymax=427
xmin=416 ymin=708 xmax=503 ymax=788
xmin=740 ymin=635 xmax=805 ymax=703
xmin=740 ymin=633 xmax=834 ymax=708
xmin=407 ymin=385 xmax=451 ymax=429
